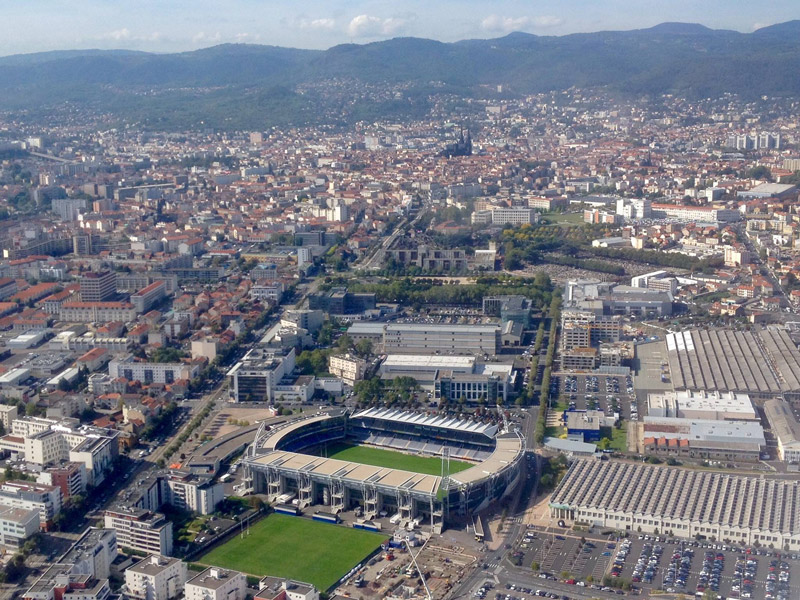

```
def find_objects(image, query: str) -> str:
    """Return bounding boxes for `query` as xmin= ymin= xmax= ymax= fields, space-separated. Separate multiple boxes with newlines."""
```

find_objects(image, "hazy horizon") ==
xmin=1 ymin=0 xmax=798 ymax=58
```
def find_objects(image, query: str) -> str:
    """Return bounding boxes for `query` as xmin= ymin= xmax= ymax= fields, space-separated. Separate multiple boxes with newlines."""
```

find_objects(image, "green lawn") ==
xmin=200 ymin=514 xmax=384 ymax=590
xmin=313 ymin=441 xmax=472 ymax=475
xmin=541 ymin=212 xmax=584 ymax=226
xmin=544 ymin=425 xmax=566 ymax=438
xmin=600 ymin=423 xmax=629 ymax=452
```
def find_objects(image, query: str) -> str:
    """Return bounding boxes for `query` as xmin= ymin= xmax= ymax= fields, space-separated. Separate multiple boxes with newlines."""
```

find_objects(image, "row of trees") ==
xmin=348 ymin=275 xmax=554 ymax=310
xmin=534 ymin=294 xmax=561 ymax=445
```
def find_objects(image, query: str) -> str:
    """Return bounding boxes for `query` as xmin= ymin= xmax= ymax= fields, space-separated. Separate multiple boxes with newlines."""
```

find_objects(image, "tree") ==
xmin=531 ymin=561 xmax=540 ymax=571
xmin=355 ymin=339 xmax=373 ymax=357
xmin=337 ymin=334 xmax=353 ymax=351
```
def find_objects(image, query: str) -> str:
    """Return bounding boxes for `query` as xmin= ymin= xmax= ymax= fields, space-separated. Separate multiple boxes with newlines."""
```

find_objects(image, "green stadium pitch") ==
xmin=314 ymin=441 xmax=473 ymax=476
xmin=199 ymin=514 xmax=384 ymax=591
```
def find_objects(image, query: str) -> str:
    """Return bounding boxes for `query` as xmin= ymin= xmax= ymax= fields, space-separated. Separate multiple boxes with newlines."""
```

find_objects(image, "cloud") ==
xmin=347 ymin=14 xmax=409 ymax=38
xmin=233 ymin=32 xmax=263 ymax=43
xmin=97 ymin=29 xmax=163 ymax=43
xmin=480 ymin=14 xmax=563 ymax=33
xmin=192 ymin=31 xmax=222 ymax=44
xmin=298 ymin=18 xmax=336 ymax=31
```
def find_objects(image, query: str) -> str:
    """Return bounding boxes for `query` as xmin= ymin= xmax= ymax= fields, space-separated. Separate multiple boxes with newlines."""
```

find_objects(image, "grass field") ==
xmin=200 ymin=514 xmax=383 ymax=590
xmin=313 ymin=441 xmax=472 ymax=475
xmin=541 ymin=212 xmax=584 ymax=226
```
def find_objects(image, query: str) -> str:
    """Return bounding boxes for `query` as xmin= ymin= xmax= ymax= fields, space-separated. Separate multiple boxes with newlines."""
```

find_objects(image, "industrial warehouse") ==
xmin=665 ymin=329 xmax=800 ymax=401
xmin=243 ymin=409 xmax=525 ymax=533
xmin=549 ymin=459 xmax=800 ymax=550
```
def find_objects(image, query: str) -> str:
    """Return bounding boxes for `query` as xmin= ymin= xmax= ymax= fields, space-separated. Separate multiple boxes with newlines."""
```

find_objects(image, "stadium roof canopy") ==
xmin=352 ymin=407 xmax=498 ymax=439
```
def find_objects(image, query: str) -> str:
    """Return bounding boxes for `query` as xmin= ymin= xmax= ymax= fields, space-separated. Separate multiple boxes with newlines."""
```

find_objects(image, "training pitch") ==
xmin=314 ymin=441 xmax=473 ymax=475
xmin=200 ymin=513 xmax=384 ymax=590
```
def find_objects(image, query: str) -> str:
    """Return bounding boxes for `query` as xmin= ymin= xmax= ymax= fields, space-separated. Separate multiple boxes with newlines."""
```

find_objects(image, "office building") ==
xmin=647 ymin=390 xmax=757 ymax=421
xmin=227 ymin=347 xmax=296 ymax=403
xmin=383 ymin=323 xmax=500 ymax=356
xmin=125 ymin=555 xmax=187 ymax=600
xmin=308 ymin=287 xmax=376 ymax=315
xmin=80 ymin=271 xmax=116 ymax=302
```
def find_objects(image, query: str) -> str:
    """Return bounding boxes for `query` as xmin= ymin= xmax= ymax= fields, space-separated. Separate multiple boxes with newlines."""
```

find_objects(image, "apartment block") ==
xmin=104 ymin=508 xmax=173 ymax=556
xmin=125 ymin=555 xmax=187 ymax=600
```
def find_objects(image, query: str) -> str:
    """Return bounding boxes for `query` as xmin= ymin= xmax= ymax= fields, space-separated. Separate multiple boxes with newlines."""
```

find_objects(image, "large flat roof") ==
xmin=382 ymin=355 xmax=475 ymax=369
xmin=385 ymin=323 xmax=500 ymax=333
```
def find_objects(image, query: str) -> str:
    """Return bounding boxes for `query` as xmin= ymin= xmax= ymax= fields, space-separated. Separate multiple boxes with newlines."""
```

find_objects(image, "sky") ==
xmin=1 ymin=0 xmax=799 ymax=57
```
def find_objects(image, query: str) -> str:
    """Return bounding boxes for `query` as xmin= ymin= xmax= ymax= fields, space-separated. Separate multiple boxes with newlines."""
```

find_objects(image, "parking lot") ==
xmin=517 ymin=527 xmax=800 ymax=600
xmin=551 ymin=374 xmax=639 ymax=421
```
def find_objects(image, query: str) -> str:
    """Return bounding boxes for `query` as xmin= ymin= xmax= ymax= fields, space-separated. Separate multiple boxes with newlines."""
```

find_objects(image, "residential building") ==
xmin=0 ymin=480 xmax=62 ymax=530
xmin=131 ymin=281 xmax=167 ymax=314
xmin=104 ymin=508 xmax=173 ymax=556
xmin=185 ymin=568 xmax=246 ymax=600
xmin=256 ymin=577 xmax=320 ymax=600
xmin=0 ymin=507 xmax=40 ymax=549
xmin=163 ymin=471 xmax=224 ymax=515
xmin=328 ymin=354 xmax=366 ymax=386
xmin=60 ymin=301 xmax=137 ymax=323
xmin=59 ymin=528 xmax=118 ymax=580
xmin=24 ymin=565 xmax=112 ymax=600
xmin=0 ymin=404 xmax=18 ymax=431
xmin=125 ymin=555 xmax=187 ymax=600
xmin=109 ymin=355 xmax=201 ymax=385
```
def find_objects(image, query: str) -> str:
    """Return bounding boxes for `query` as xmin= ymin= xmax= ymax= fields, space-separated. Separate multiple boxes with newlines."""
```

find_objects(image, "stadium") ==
xmin=243 ymin=408 xmax=526 ymax=532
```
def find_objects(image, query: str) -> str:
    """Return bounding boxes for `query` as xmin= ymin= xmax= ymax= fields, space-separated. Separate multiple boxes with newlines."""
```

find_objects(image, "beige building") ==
xmin=764 ymin=399 xmax=800 ymax=463
xmin=0 ymin=506 xmax=39 ymax=549
xmin=328 ymin=353 xmax=366 ymax=386
xmin=185 ymin=568 xmax=246 ymax=600
xmin=105 ymin=508 xmax=173 ymax=556
xmin=0 ymin=404 xmax=18 ymax=431
xmin=125 ymin=556 xmax=187 ymax=600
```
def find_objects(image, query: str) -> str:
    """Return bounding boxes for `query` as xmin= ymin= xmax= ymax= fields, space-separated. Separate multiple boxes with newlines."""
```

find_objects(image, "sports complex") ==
xmin=243 ymin=407 xmax=526 ymax=532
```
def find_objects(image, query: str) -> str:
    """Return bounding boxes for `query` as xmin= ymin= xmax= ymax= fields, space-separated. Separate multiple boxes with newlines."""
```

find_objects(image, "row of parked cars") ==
xmin=663 ymin=545 xmax=694 ymax=591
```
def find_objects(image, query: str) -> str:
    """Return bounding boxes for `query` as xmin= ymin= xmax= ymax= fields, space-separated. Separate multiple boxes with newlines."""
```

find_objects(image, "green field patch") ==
xmin=311 ymin=441 xmax=472 ymax=475
xmin=200 ymin=514 xmax=384 ymax=590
